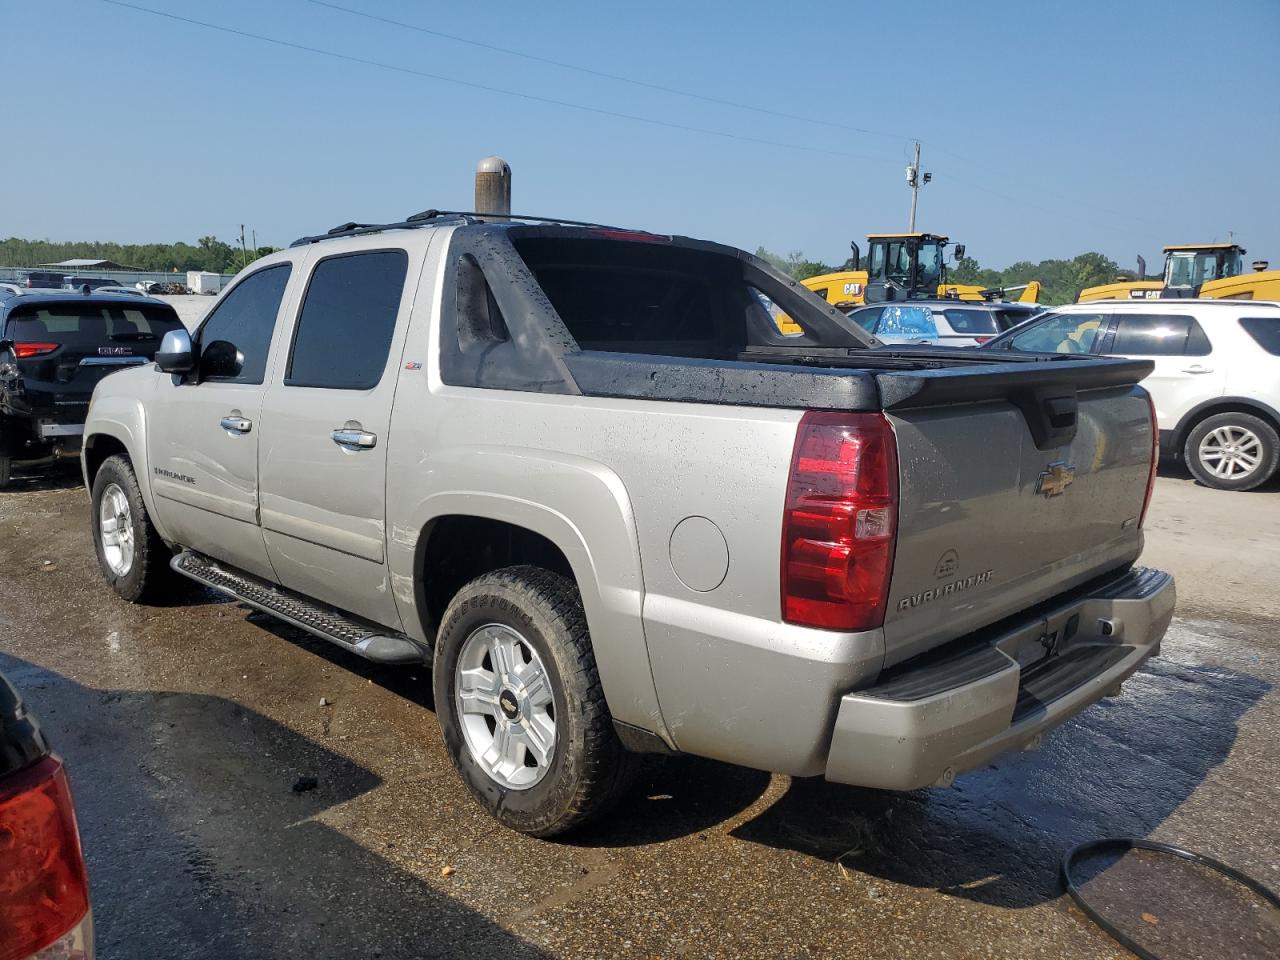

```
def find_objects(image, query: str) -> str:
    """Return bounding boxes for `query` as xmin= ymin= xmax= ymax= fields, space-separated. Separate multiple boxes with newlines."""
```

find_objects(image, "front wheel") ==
xmin=91 ymin=455 xmax=174 ymax=602
xmin=1184 ymin=413 xmax=1279 ymax=492
xmin=433 ymin=566 xmax=638 ymax=837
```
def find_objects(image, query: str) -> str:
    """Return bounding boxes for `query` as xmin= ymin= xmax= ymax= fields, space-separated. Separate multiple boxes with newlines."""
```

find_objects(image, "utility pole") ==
xmin=239 ymin=224 xmax=248 ymax=270
xmin=905 ymin=141 xmax=932 ymax=232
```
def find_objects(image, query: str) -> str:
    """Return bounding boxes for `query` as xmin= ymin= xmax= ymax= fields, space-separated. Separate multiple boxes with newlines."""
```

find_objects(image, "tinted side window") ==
xmin=197 ymin=264 xmax=291 ymax=383
xmin=1110 ymin=313 xmax=1210 ymax=356
xmin=287 ymin=250 xmax=408 ymax=390
xmin=1007 ymin=312 xmax=1106 ymax=354
xmin=1240 ymin=317 xmax=1280 ymax=356
xmin=847 ymin=306 xmax=881 ymax=332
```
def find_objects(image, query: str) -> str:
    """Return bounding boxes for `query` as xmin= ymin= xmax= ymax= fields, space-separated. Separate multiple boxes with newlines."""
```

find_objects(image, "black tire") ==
xmin=1183 ymin=412 xmax=1280 ymax=492
xmin=0 ymin=456 xmax=10 ymax=489
xmin=90 ymin=454 xmax=174 ymax=602
xmin=433 ymin=565 xmax=639 ymax=837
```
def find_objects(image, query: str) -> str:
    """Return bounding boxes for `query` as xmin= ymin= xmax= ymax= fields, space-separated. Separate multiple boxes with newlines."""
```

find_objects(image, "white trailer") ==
xmin=186 ymin=271 xmax=223 ymax=295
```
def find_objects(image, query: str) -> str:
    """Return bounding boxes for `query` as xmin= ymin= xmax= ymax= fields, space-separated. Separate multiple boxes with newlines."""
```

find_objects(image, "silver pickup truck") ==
xmin=82 ymin=213 xmax=1174 ymax=837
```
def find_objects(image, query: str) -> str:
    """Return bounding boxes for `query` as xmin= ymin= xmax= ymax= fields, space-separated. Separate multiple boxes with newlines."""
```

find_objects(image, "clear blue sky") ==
xmin=7 ymin=0 xmax=1279 ymax=269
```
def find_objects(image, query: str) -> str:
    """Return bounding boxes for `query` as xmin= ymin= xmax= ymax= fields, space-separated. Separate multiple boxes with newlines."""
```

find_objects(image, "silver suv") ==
xmin=847 ymin=299 xmax=1041 ymax=347
xmin=82 ymin=213 xmax=1174 ymax=836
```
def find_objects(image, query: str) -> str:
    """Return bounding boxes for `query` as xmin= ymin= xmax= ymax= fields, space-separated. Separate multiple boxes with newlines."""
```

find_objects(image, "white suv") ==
xmin=988 ymin=299 xmax=1280 ymax=490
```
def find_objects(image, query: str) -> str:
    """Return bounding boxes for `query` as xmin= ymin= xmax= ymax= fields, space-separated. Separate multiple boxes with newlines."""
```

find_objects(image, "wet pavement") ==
xmin=1 ymin=466 xmax=1277 ymax=959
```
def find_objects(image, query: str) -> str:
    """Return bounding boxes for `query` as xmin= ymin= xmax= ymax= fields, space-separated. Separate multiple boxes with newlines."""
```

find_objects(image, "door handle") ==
xmin=220 ymin=415 xmax=252 ymax=434
xmin=1181 ymin=365 xmax=1214 ymax=374
xmin=331 ymin=428 xmax=377 ymax=450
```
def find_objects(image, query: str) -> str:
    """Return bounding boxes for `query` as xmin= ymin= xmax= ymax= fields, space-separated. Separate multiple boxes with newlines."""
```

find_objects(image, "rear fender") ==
xmin=387 ymin=446 xmax=668 ymax=742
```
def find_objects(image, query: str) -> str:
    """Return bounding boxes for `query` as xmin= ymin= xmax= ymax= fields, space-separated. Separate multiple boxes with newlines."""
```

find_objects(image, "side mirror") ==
xmin=954 ymin=244 xmax=966 ymax=260
xmin=156 ymin=328 xmax=195 ymax=374
xmin=848 ymin=241 xmax=861 ymax=271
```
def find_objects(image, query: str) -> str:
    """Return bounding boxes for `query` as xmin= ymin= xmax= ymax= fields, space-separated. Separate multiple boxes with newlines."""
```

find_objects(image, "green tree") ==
xmin=754 ymin=246 xmax=834 ymax=281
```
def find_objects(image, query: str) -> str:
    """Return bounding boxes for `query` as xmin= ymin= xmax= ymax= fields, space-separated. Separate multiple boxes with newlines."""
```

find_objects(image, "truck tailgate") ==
xmin=881 ymin=370 xmax=1154 ymax=667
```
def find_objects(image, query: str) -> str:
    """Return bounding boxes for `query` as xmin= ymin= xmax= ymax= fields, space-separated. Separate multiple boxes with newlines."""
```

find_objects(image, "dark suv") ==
xmin=20 ymin=271 xmax=66 ymax=290
xmin=0 ymin=289 xmax=184 ymax=486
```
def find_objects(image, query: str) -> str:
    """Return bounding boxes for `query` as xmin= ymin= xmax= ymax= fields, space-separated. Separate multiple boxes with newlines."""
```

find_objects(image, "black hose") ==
xmin=1060 ymin=837 xmax=1280 ymax=960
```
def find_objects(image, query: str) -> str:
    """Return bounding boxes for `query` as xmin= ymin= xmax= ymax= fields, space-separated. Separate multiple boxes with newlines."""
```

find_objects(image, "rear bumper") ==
xmin=824 ymin=566 xmax=1175 ymax=789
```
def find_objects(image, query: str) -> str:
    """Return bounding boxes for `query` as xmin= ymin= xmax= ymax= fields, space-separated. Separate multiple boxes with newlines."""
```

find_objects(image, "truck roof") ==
xmin=865 ymin=232 xmax=950 ymax=242
xmin=1163 ymin=243 xmax=1245 ymax=252
xmin=289 ymin=210 xmax=655 ymax=248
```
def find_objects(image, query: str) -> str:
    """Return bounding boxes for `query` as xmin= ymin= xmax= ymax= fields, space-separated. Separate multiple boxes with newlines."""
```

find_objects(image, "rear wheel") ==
xmin=91 ymin=455 xmax=174 ymax=602
xmin=1184 ymin=412 xmax=1279 ymax=492
xmin=433 ymin=566 xmax=638 ymax=837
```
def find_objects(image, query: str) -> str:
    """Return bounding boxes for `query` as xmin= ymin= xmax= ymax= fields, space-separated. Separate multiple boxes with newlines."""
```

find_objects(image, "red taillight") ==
xmin=11 ymin=343 xmax=58 ymax=359
xmin=0 ymin=756 xmax=91 ymax=960
xmin=781 ymin=412 xmax=899 ymax=631
xmin=1140 ymin=391 xmax=1159 ymax=527
xmin=974 ymin=336 xmax=993 ymax=344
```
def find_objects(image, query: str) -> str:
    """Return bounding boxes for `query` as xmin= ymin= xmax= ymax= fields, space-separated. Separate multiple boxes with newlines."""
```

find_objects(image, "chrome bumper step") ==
xmin=171 ymin=550 xmax=427 ymax=665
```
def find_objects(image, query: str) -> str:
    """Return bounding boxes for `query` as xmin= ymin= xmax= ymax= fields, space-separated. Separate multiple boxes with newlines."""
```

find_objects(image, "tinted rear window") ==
xmin=5 ymin=303 xmax=182 ymax=344
xmin=940 ymin=308 xmax=997 ymax=335
xmin=1240 ymin=317 xmax=1280 ymax=355
xmin=993 ymin=308 xmax=1037 ymax=331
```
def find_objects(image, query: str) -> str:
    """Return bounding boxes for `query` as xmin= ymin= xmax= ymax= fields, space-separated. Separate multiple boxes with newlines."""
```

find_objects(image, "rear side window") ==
xmin=940 ymin=308 xmax=997 ymax=335
xmin=876 ymin=305 xmax=939 ymax=339
xmin=5 ymin=304 xmax=182 ymax=344
xmin=1240 ymin=317 xmax=1280 ymax=355
xmin=197 ymin=264 xmax=292 ymax=383
xmin=287 ymin=250 xmax=408 ymax=389
xmin=533 ymin=265 xmax=717 ymax=347
xmin=1110 ymin=313 xmax=1211 ymax=356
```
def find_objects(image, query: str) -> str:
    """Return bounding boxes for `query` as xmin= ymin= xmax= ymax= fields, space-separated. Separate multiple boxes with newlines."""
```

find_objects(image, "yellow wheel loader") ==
xmin=801 ymin=233 xmax=1041 ymax=308
xmin=1077 ymin=242 xmax=1277 ymax=302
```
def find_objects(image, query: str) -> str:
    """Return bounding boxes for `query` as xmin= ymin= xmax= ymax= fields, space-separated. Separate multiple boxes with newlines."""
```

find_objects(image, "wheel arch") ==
xmin=1171 ymin=396 xmax=1280 ymax=455
xmin=82 ymin=398 xmax=173 ymax=542
xmin=386 ymin=447 xmax=669 ymax=744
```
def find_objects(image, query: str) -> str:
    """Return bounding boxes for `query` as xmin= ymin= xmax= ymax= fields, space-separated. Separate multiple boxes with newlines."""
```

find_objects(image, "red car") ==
xmin=0 ymin=670 xmax=93 ymax=960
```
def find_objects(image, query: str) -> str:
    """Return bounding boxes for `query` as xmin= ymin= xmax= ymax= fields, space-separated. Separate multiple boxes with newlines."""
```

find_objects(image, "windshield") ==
xmin=917 ymin=242 xmax=943 ymax=287
xmin=1165 ymin=251 xmax=1224 ymax=287
xmin=884 ymin=241 xmax=911 ymax=283
xmin=5 ymin=302 xmax=183 ymax=345
xmin=992 ymin=311 xmax=1106 ymax=354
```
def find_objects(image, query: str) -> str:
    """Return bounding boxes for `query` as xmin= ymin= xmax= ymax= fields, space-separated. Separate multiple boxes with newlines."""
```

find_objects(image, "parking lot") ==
xmin=1 ymin=465 xmax=1277 ymax=960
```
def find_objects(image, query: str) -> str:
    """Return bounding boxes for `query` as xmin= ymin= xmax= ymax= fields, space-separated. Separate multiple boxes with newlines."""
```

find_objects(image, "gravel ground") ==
xmin=0 ymin=465 xmax=1276 ymax=959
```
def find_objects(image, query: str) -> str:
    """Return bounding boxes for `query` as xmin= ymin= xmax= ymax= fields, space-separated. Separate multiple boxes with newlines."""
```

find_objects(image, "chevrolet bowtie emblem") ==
xmin=1036 ymin=462 xmax=1076 ymax=498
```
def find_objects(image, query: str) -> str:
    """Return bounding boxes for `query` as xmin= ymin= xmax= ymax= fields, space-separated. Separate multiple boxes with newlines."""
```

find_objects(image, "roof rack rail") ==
xmin=290 ymin=210 xmax=635 ymax=247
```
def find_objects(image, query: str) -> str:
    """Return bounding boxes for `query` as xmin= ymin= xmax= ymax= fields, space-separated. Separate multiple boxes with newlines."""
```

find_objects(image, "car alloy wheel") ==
xmin=1197 ymin=425 xmax=1263 ymax=481
xmin=454 ymin=622 xmax=557 ymax=790
xmin=98 ymin=482 xmax=135 ymax=575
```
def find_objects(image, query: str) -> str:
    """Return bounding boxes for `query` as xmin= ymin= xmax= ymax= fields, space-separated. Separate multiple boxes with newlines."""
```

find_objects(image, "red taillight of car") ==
xmin=0 ymin=756 xmax=93 ymax=960
xmin=974 ymin=336 xmax=993 ymax=344
xmin=1140 ymin=390 xmax=1159 ymax=528
xmin=781 ymin=412 xmax=899 ymax=631
xmin=11 ymin=343 xmax=58 ymax=360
